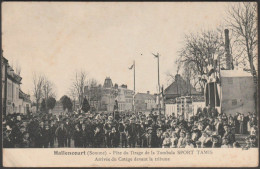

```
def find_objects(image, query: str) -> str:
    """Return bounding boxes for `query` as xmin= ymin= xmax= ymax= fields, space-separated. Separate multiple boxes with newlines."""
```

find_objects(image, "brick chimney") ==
xmin=225 ymin=29 xmax=233 ymax=70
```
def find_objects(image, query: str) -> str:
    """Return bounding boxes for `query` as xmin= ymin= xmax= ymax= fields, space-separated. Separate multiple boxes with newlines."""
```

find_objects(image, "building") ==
xmin=204 ymin=29 xmax=257 ymax=115
xmin=1 ymin=56 xmax=31 ymax=115
xmin=135 ymin=91 xmax=157 ymax=112
xmin=116 ymin=84 xmax=133 ymax=112
xmin=164 ymin=74 xmax=203 ymax=116
xmin=84 ymin=84 xmax=102 ymax=111
xmin=205 ymin=69 xmax=256 ymax=115
xmin=100 ymin=77 xmax=117 ymax=112
xmin=164 ymin=74 xmax=202 ymax=103
xmin=18 ymin=89 xmax=31 ymax=114
xmin=84 ymin=77 xmax=134 ymax=113
xmin=1 ymin=57 xmax=8 ymax=115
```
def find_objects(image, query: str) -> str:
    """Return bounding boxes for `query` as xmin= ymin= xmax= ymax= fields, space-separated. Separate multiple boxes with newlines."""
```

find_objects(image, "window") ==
xmin=232 ymin=99 xmax=237 ymax=106
xmin=7 ymin=82 xmax=12 ymax=98
xmin=16 ymin=87 xmax=19 ymax=100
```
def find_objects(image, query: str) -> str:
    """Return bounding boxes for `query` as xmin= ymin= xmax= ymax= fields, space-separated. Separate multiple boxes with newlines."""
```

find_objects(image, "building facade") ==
xmin=18 ymin=89 xmax=31 ymax=114
xmin=84 ymin=77 xmax=134 ymax=113
xmin=116 ymin=84 xmax=133 ymax=112
xmin=2 ymin=56 xmax=31 ymax=115
xmin=135 ymin=91 xmax=157 ymax=112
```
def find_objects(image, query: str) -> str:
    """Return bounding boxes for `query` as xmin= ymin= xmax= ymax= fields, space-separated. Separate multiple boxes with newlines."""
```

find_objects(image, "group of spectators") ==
xmin=3 ymin=107 xmax=258 ymax=148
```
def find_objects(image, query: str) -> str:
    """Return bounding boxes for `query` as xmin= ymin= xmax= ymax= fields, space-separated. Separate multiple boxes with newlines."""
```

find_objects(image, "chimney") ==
xmin=225 ymin=29 xmax=233 ymax=70
xmin=147 ymin=91 xmax=150 ymax=94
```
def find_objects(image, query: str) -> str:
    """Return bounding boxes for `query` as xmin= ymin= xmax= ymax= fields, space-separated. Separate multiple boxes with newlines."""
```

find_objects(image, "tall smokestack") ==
xmin=225 ymin=29 xmax=233 ymax=70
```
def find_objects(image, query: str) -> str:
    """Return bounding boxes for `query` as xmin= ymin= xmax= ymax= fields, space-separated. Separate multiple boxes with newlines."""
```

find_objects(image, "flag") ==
xmin=129 ymin=64 xmax=134 ymax=70
xmin=152 ymin=53 xmax=159 ymax=58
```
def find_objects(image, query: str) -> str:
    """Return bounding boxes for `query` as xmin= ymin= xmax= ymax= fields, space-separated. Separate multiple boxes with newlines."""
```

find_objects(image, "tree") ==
xmin=226 ymin=2 xmax=257 ymax=83
xmin=40 ymin=99 xmax=47 ymax=113
xmin=177 ymin=29 xmax=225 ymax=93
xmin=32 ymin=72 xmax=44 ymax=112
xmin=42 ymin=76 xmax=56 ymax=110
xmin=81 ymin=97 xmax=90 ymax=113
xmin=47 ymin=97 xmax=56 ymax=110
xmin=60 ymin=95 xmax=73 ymax=112
xmin=85 ymin=78 xmax=102 ymax=109
xmin=70 ymin=70 xmax=87 ymax=108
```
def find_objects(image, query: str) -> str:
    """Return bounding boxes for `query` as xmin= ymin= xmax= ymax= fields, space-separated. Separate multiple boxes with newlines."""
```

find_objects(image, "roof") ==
xmin=19 ymin=89 xmax=31 ymax=103
xmin=164 ymin=74 xmax=201 ymax=96
xmin=103 ymin=77 xmax=113 ymax=88
xmin=220 ymin=70 xmax=253 ymax=78
xmin=135 ymin=93 xmax=156 ymax=101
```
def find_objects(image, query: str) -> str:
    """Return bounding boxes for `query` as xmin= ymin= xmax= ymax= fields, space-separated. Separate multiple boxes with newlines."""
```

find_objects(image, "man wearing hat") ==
xmin=146 ymin=127 xmax=153 ymax=148
xmin=55 ymin=122 xmax=67 ymax=147
xmin=3 ymin=126 xmax=14 ymax=148
xmin=104 ymin=116 xmax=113 ymax=147
xmin=126 ymin=117 xmax=137 ymax=148
xmin=64 ymin=118 xmax=73 ymax=147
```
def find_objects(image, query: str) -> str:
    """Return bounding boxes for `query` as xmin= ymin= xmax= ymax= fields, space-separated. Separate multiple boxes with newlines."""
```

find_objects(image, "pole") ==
xmin=133 ymin=60 xmax=135 ymax=113
xmin=0 ymin=50 xmax=2 ymax=117
xmin=157 ymin=53 xmax=161 ymax=115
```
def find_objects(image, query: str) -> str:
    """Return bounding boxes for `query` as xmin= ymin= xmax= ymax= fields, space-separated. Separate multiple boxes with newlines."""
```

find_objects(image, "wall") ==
xmin=6 ymin=78 xmax=20 ymax=114
xmin=221 ymin=76 xmax=255 ymax=115
xmin=165 ymin=101 xmax=205 ymax=117
xmin=17 ymin=98 xmax=31 ymax=114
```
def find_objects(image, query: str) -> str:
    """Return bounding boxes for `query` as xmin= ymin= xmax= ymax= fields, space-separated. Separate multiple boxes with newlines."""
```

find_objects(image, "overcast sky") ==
xmin=2 ymin=2 xmax=234 ymax=99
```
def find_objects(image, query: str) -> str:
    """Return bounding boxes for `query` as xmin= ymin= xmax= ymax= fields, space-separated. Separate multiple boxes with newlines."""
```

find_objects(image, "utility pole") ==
xmin=0 ymin=50 xmax=2 ymax=116
xmin=152 ymin=53 xmax=161 ymax=115
xmin=133 ymin=60 xmax=136 ymax=113
xmin=129 ymin=60 xmax=136 ymax=112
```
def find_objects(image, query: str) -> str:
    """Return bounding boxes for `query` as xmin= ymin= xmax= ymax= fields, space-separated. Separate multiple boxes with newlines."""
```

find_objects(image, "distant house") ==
xmin=116 ymin=84 xmax=133 ymax=112
xmin=2 ymin=56 xmax=31 ymax=115
xmin=18 ymin=89 xmax=31 ymax=114
xmin=135 ymin=91 xmax=157 ymax=112
xmin=164 ymin=74 xmax=202 ymax=103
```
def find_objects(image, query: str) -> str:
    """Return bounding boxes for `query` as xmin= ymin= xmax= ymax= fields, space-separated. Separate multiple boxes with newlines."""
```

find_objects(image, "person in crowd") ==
xmin=49 ymin=121 xmax=56 ymax=148
xmin=185 ymin=133 xmax=195 ymax=148
xmin=162 ymin=132 xmax=171 ymax=148
xmin=170 ymin=132 xmax=178 ymax=148
xmin=126 ymin=118 xmax=137 ymax=148
xmin=64 ymin=118 xmax=73 ymax=147
xmin=42 ymin=124 xmax=51 ymax=148
xmin=211 ymin=134 xmax=221 ymax=148
xmin=55 ymin=122 xmax=67 ymax=147
xmin=238 ymin=114 xmax=244 ymax=134
xmin=93 ymin=126 xmax=103 ymax=148
xmin=177 ymin=131 xmax=186 ymax=148
xmin=221 ymin=137 xmax=232 ymax=148
xmin=73 ymin=124 xmax=82 ymax=148
xmin=2 ymin=106 xmax=258 ymax=149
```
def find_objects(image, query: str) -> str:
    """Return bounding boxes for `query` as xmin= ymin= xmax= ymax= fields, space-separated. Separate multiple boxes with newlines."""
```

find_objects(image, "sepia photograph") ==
xmin=1 ymin=1 xmax=258 ymax=167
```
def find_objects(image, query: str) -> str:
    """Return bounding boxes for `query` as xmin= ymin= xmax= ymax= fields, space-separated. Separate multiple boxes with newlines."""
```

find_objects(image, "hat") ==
xmin=147 ymin=127 xmax=153 ymax=131
xmin=6 ymin=125 xmax=12 ymax=131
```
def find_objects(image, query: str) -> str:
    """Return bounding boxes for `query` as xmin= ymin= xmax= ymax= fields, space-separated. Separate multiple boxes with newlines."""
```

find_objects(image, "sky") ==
xmin=2 ymin=2 xmax=233 ymax=99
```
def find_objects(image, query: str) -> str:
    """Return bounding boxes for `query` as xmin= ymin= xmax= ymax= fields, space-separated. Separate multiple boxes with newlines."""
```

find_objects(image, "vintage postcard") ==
xmin=1 ymin=1 xmax=258 ymax=167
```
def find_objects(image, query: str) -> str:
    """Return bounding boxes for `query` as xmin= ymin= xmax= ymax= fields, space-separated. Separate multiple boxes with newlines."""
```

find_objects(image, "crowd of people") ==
xmin=3 ymin=107 xmax=258 ymax=148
